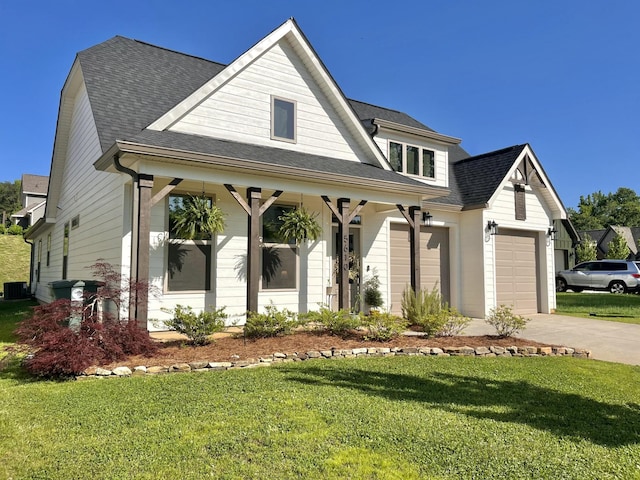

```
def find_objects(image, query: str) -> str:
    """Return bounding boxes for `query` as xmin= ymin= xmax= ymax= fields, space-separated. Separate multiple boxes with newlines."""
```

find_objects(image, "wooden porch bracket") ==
xmin=150 ymin=178 xmax=183 ymax=208
xmin=224 ymin=184 xmax=283 ymax=313
xmin=397 ymin=204 xmax=422 ymax=293
xmin=322 ymin=196 xmax=367 ymax=310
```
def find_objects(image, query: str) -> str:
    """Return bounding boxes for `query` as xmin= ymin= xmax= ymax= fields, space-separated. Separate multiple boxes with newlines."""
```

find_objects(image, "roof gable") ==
xmin=147 ymin=19 xmax=389 ymax=169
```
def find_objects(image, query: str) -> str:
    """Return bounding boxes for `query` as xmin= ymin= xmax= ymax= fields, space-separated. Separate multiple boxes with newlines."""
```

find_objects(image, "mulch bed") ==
xmin=103 ymin=332 xmax=556 ymax=369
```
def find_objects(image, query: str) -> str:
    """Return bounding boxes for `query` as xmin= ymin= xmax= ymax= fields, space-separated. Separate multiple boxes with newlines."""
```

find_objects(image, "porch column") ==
xmin=247 ymin=187 xmax=262 ymax=314
xmin=397 ymin=205 xmax=422 ymax=293
xmin=322 ymin=196 xmax=367 ymax=310
xmin=135 ymin=173 xmax=154 ymax=329
xmin=224 ymin=184 xmax=283 ymax=314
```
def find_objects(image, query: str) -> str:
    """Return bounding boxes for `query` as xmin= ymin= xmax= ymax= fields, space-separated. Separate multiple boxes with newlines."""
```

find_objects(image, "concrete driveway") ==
xmin=464 ymin=314 xmax=640 ymax=365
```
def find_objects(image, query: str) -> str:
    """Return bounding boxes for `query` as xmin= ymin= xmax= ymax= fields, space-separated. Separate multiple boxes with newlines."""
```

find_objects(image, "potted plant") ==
xmin=278 ymin=206 xmax=322 ymax=245
xmin=171 ymin=194 xmax=226 ymax=240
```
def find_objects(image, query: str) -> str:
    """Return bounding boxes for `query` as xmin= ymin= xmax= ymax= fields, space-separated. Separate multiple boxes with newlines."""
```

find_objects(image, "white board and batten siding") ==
xmin=169 ymin=39 xmax=369 ymax=163
xmin=483 ymin=184 xmax=555 ymax=315
xmin=32 ymin=85 xmax=127 ymax=303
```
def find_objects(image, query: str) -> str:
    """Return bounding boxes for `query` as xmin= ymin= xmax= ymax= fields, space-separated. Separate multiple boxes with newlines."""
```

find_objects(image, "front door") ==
xmin=332 ymin=227 xmax=361 ymax=311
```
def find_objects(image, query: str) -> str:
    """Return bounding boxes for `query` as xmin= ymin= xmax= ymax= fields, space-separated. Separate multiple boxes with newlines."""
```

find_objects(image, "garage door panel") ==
xmin=495 ymin=230 xmax=538 ymax=314
xmin=390 ymin=224 xmax=450 ymax=315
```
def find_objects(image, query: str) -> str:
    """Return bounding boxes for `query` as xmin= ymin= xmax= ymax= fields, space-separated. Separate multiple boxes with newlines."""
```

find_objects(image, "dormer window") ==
xmin=389 ymin=141 xmax=435 ymax=179
xmin=271 ymin=96 xmax=296 ymax=142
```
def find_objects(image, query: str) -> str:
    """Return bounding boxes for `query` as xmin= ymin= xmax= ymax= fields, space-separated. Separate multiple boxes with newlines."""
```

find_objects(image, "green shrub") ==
xmin=363 ymin=270 xmax=383 ymax=309
xmin=485 ymin=304 xmax=530 ymax=337
xmin=401 ymin=285 xmax=446 ymax=336
xmin=362 ymin=310 xmax=408 ymax=341
xmin=437 ymin=307 xmax=472 ymax=336
xmin=245 ymin=303 xmax=298 ymax=338
xmin=0 ymin=224 xmax=5 ymax=234
xmin=303 ymin=306 xmax=361 ymax=337
xmin=6 ymin=224 xmax=23 ymax=235
xmin=159 ymin=305 xmax=227 ymax=345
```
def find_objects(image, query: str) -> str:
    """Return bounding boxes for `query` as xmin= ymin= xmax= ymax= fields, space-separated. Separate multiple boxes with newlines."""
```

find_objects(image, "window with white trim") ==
xmin=166 ymin=194 xmax=213 ymax=291
xmin=389 ymin=141 xmax=435 ymax=179
xmin=271 ymin=97 xmax=296 ymax=142
xmin=261 ymin=205 xmax=298 ymax=290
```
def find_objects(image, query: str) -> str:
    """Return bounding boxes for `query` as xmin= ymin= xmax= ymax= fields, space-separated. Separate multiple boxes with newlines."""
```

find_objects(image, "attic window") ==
xmin=271 ymin=97 xmax=296 ymax=142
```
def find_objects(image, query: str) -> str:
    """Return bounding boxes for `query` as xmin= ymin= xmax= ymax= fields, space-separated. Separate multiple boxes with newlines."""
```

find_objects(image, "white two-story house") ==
xmin=26 ymin=19 xmax=567 ymax=330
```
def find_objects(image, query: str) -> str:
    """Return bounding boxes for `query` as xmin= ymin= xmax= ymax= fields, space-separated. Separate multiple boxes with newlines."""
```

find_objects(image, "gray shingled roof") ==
xmin=21 ymin=174 xmax=48 ymax=195
xmin=348 ymin=99 xmax=435 ymax=131
xmin=128 ymin=129 xmax=447 ymax=192
xmin=78 ymin=36 xmax=225 ymax=153
xmin=449 ymin=145 xmax=527 ymax=208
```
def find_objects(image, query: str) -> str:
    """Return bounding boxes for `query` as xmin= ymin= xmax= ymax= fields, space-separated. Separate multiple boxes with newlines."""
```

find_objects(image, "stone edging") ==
xmin=78 ymin=345 xmax=591 ymax=380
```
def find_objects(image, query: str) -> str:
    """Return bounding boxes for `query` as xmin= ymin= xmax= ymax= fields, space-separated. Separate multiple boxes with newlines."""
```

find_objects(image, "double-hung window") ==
xmin=389 ymin=141 xmax=435 ymax=179
xmin=271 ymin=97 xmax=296 ymax=142
xmin=167 ymin=194 xmax=213 ymax=291
xmin=261 ymin=205 xmax=298 ymax=290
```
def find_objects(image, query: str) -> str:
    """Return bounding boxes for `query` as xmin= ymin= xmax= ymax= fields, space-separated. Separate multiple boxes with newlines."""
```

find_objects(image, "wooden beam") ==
xmin=150 ymin=178 xmax=183 ymax=207
xmin=409 ymin=206 xmax=421 ymax=293
xmin=259 ymin=190 xmax=283 ymax=215
xmin=246 ymin=187 xmax=261 ymax=314
xmin=337 ymin=198 xmax=351 ymax=310
xmin=135 ymin=174 xmax=154 ymax=330
xmin=224 ymin=184 xmax=251 ymax=215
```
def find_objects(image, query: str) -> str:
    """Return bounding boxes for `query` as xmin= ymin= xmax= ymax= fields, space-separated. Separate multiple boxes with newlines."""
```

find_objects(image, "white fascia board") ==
xmin=486 ymin=144 xmax=566 ymax=219
xmin=147 ymin=19 xmax=390 ymax=170
xmin=373 ymin=119 xmax=462 ymax=145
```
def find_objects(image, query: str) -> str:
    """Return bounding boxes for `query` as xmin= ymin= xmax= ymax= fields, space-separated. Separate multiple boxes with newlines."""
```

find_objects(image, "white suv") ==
xmin=556 ymin=260 xmax=640 ymax=294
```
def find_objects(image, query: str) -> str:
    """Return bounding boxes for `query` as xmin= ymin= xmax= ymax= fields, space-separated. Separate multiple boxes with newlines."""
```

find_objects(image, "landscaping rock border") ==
xmin=78 ymin=344 xmax=591 ymax=380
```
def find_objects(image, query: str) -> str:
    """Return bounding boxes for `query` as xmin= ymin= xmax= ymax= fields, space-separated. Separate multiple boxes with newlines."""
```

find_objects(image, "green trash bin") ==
xmin=49 ymin=280 xmax=103 ymax=300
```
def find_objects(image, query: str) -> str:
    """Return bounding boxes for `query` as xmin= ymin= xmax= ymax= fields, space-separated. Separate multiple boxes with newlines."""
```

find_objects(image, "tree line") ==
xmin=0 ymin=179 xmax=21 ymax=227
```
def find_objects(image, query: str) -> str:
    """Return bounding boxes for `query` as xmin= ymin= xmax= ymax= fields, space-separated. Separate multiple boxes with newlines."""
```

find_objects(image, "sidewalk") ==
xmin=464 ymin=314 xmax=640 ymax=365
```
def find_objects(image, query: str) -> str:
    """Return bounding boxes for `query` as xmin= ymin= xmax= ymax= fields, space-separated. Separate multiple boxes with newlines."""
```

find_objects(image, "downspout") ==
xmin=22 ymin=235 xmax=34 ymax=297
xmin=112 ymin=154 xmax=139 ymax=319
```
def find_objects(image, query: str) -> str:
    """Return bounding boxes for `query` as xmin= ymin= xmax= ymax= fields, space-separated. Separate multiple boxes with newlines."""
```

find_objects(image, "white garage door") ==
xmin=495 ymin=230 xmax=538 ymax=314
xmin=390 ymin=224 xmax=450 ymax=315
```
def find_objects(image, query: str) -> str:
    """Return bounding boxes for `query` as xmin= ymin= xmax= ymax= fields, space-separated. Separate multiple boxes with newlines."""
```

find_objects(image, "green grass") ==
xmin=0 ymin=234 xmax=31 ymax=296
xmin=556 ymin=292 xmax=640 ymax=324
xmin=1 ymin=356 xmax=639 ymax=479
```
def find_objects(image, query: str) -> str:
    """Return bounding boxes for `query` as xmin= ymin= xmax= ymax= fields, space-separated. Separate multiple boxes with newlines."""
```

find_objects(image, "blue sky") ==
xmin=1 ymin=0 xmax=638 ymax=209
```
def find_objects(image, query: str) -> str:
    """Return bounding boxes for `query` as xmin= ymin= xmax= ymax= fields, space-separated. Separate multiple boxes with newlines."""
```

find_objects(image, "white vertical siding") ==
xmin=170 ymin=39 xmax=368 ymax=162
xmin=32 ymin=84 xmax=126 ymax=303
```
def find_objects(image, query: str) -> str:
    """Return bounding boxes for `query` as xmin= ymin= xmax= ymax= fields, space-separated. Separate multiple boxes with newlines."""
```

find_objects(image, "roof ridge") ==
xmin=453 ymin=144 xmax=527 ymax=164
xmin=348 ymin=98 xmax=414 ymax=117
xmin=114 ymin=35 xmax=227 ymax=69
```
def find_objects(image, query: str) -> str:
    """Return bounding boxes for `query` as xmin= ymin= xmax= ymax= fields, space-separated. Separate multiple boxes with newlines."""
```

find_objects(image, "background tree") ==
xmin=568 ymin=187 xmax=640 ymax=231
xmin=575 ymin=233 xmax=597 ymax=263
xmin=605 ymin=232 xmax=630 ymax=259
xmin=0 ymin=179 xmax=21 ymax=226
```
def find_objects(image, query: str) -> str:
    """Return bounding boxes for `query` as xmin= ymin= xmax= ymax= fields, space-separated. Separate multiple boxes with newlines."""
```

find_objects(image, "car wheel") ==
xmin=556 ymin=278 xmax=567 ymax=292
xmin=609 ymin=281 xmax=627 ymax=294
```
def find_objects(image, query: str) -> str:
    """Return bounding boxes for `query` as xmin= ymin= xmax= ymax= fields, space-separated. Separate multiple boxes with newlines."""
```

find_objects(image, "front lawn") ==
xmin=1 ymin=356 xmax=639 ymax=479
xmin=556 ymin=292 xmax=640 ymax=324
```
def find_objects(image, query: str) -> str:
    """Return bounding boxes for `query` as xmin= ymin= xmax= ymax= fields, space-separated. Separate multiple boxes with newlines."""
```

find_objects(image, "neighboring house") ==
xmin=580 ymin=226 xmax=640 ymax=260
xmin=553 ymin=219 xmax=580 ymax=271
xmin=26 ymin=19 xmax=567 ymax=330
xmin=11 ymin=174 xmax=48 ymax=228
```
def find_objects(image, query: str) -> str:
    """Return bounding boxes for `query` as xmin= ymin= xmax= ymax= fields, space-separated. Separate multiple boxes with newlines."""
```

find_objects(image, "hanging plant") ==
xmin=171 ymin=194 xmax=226 ymax=240
xmin=278 ymin=207 xmax=322 ymax=245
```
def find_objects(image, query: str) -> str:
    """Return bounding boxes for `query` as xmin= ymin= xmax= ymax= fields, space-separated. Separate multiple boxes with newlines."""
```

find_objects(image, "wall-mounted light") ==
xmin=422 ymin=211 xmax=432 ymax=227
xmin=487 ymin=220 xmax=499 ymax=235
xmin=547 ymin=226 xmax=558 ymax=240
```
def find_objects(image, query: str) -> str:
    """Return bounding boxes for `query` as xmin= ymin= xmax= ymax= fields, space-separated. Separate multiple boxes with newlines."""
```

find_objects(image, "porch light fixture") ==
xmin=487 ymin=220 xmax=499 ymax=235
xmin=547 ymin=226 xmax=558 ymax=240
xmin=422 ymin=211 xmax=433 ymax=227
